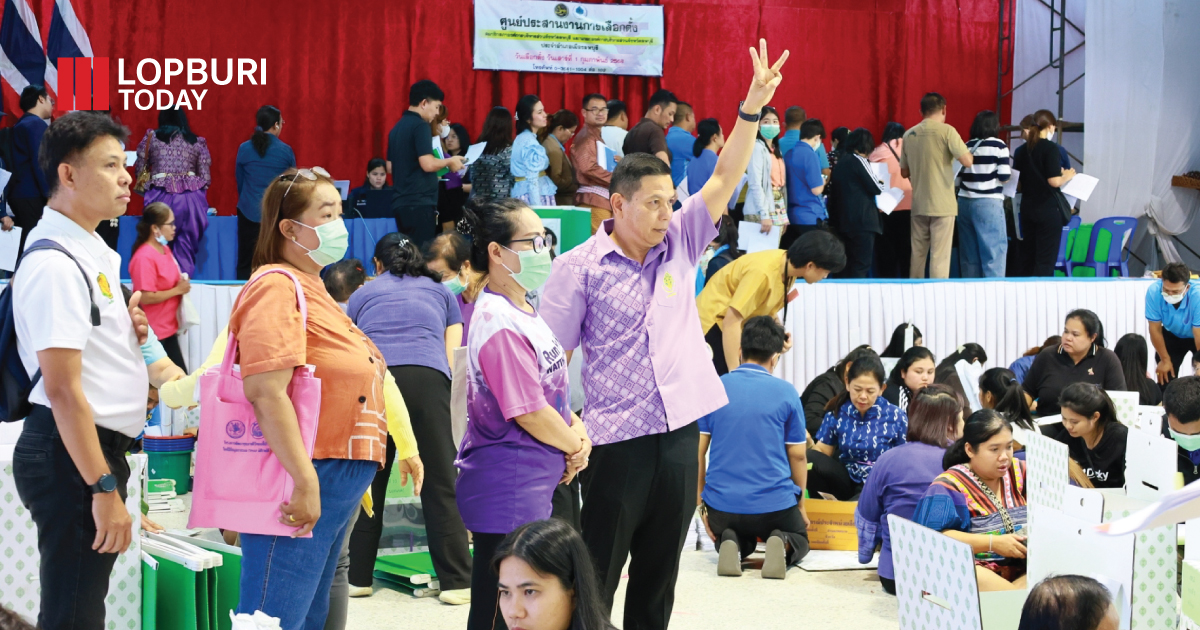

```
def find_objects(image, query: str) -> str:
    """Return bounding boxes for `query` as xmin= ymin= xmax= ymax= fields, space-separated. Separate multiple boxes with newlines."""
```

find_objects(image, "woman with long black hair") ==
xmin=345 ymin=232 xmax=474 ymax=604
xmin=235 ymin=105 xmax=296 ymax=279
xmin=134 ymin=107 xmax=212 ymax=276
xmin=686 ymin=118 xmax=724 ymax=192
xmin=881 ymin=346 xmax=936 ymax=410
xmin=439 ymin=123 xmax=472 ymax=233
xmin=881 ymin=323 xmax=924 ymax=358
xmin=470 ymin=107 xmax=517 ymax=204
xmin=511 ymin=95 xmax=557 ymax=206
xmin=1114 ymin=333 xmax=1162 ymax=405
xmin=828 ymin=127 xmax=887 ymax=278
xmin=978 ymin=367 xmax=1036 ymax=431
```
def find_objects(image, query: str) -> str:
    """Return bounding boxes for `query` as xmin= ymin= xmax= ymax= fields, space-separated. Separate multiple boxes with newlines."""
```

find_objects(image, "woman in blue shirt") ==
xmin=856 ymin=384 xmax=964 ymax=594
xmin=234 ymin=105 xmax=296 ymax=280
xmin=809 ymin=351 xmax=908 ymax=500
xmin=686 ymin=118 xmax=723 ymax=192
xmin=510 ymin=95 xmax=557 ymax=206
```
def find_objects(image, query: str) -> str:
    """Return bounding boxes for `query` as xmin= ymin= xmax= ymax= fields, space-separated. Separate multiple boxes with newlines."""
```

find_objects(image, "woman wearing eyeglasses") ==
xmin=455 ymin=198 xmax=591 ymax=630
xmin=343 ymin=232 xmax=474 ymax=604
xmin=227 ymin=167 xmax=393 ymax=627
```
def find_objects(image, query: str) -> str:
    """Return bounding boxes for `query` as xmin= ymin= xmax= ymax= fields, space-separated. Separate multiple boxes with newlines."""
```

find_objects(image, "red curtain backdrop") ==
xmin=6 ymin=0 xmax=1009 ymax=216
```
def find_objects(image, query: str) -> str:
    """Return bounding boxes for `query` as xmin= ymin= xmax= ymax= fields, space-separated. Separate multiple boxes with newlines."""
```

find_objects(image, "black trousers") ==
xmin=13 ymin=405 xmax=135 ymax=630
xmin=387 ymin=366 xmax=473 ymax=588
xmin=11 ymin=195 xmax=47 ymax=256
xmin=347 ymin=434 xmax=397 ymax=587
xmin=875 ymin=210 xmax=912 ymax=278
xmin=839 ymin=230 xmax=876 ymax=279
xmin=159 ymin=333 xmax=188 ymax=373
xmin=806 ymin=448 xmax=862 ymax=501
xmin=704 ymin=324 xmax=730 ymax=376
xmin=580 ymin=423 xmax=698 ymax=630
xmin=467 ymin=532 xmax=509 ymax=630
xmin=393 ymin=202 xmax=437 ymax=250
xmin=705 ymin=503 xmax=810 ymax=566
xmin=237 ymin=210 xmax=261 ymax=281
xmin=550 ymin=476 xmax=582 ymax=532
xmin=1158 ymin=329 xmax=1199 ymax=379
xmin=1024 ymin=209 xmax=1066 ymax=277
xmin=881 ymin=576 xmax=897 ymax=595
xmin=779 ymin=222 xmax=824 ymax=252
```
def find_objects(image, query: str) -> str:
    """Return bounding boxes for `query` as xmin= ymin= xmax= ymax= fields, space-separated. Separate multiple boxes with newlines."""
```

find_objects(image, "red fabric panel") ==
xmin=2 ymin=0 xmax=1007 ymax=216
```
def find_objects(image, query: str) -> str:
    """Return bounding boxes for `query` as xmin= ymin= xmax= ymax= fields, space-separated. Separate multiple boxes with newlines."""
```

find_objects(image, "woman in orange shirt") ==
xmin=227 ymin=166 xmax=412 ymax=628
xmin=869 ymin=122 xmax=914 ymax=278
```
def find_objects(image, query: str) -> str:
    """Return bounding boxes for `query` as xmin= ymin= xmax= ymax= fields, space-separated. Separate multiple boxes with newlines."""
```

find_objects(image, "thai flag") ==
xmin=0 ymin=0 xmax=51 ymax=97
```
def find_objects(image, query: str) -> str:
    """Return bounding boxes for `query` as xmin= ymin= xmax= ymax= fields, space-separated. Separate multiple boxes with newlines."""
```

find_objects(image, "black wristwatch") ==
xmin=90 ymin=473 xmax=118 ymax=495
xmin=738 ymin=101 xmax=761 ymax=123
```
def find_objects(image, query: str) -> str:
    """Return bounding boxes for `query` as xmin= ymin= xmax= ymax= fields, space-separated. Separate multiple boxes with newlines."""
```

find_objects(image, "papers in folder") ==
xmin=0 ymin=226 xmax=21 ymax=272
xmin=597 ymin=141 xmax=618 ymax=172
xmin=737 ymin=221 xmax=781 ymax=254
xmin=875 ymin=188 xmax=905 ymax=215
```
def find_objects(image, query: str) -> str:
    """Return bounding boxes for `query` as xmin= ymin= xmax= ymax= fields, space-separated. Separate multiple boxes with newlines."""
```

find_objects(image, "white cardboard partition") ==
xmin=1024 ymin=430 xmax=1068 ymax=516
xmin=889 ymin=515 xmax=987 ymax=630
xmin=1027 ymin=504 xmax=1135 ymax=629
xmin=1124 ymin=430 xmax=1178 ymax=502
xmin=1108 ymin=390 xmax=1140 ymax=428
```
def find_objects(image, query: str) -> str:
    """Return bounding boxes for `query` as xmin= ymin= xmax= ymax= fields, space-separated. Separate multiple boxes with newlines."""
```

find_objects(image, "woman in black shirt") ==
xmin=1024 ymin=309 xmax=1128 ymax=416
xmin=1115 ymin=333 xmax=1163 ymax=406
xmin=828 ymin=128 xmax=887 ymax=278
xmin=1051 ymin=382 xmax=1127 ymax=489
xmin=1012 ymin=109 xmax=1077 ymax=276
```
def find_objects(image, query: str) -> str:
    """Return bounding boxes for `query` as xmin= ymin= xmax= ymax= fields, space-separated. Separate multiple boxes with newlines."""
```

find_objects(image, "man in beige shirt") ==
xmin=900 ymin=92 xmax=974 ymax=278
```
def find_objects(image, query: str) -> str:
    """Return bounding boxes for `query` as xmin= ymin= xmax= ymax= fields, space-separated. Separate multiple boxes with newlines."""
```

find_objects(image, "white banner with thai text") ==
xmin=473 ymin=0 xmax=664 ymax=76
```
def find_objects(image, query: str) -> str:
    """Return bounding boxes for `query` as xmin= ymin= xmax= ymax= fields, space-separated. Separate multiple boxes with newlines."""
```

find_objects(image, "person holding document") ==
xmin=468 ymin=107 xmax=516 ymax=205
xmin=1012 ymin=109 xmax=1075 ymax=276
xmin=827 ymin=128 xmax=886 ymax=278
xmin=570 ymin=94 xmax=615 ymax=233
xmin=744 ymin=106 xmax=789 ymax=232
xmin=869 ymin=122 xmax=913 ymax=278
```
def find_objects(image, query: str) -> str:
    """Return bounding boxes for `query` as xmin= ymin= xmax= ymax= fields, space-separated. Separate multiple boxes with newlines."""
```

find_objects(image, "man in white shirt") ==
xmin=601 ymin=99 xmax=629 ymax=158
xmin=11 ymin=111 xmax=150 ymax=630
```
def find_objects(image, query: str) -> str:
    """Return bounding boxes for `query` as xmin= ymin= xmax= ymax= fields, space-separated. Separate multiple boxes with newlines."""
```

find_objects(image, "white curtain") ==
xmin=1012 ymin=0 xmax=1086 ymax=167
xmin=1083 ymin=0 xmax=1200 ymax=257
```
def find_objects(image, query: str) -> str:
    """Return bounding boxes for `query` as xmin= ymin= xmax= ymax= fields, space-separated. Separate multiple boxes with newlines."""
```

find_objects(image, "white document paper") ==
xmin=952 ymin=161 xmax=963 ymax=179
xmin=737 ymin=221 xmax=780 ymax=254
xmin=124 ymin=151 xmax=137 ymax=167
xmin=463 ymin=142 xmax=487 ymax=166
xmin=1003 ymin=168 xmax=1020 ymax=197
xmin=1061 ymin=173 xmax=1100 ymax=201
xmin=597 ymin=141 xmax=617 ymax=172
xmin=875 ymin=187 xmax=905 ymax=215
xmin=0 ymin=226 xmax=21 ymax=272
xmin=0 ymin=167 xmax=13 ymax=193
xmin=869 ymin=162 xmax=890 ymax=190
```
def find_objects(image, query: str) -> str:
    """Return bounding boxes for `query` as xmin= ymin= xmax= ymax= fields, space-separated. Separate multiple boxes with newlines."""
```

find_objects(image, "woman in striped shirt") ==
xmin=956 ymin=111 xmax=1012 ymax=278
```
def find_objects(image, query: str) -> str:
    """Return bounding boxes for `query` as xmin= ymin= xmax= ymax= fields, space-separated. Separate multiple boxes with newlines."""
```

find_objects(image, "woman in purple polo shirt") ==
xmin=456 ymin=198 xmax=592 ymax=630
xmin=344 ymin=232 xmax=474 ymax=603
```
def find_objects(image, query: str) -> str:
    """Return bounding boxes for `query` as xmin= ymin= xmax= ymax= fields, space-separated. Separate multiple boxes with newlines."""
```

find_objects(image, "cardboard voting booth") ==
xmin=532 ymin=207 xmax=591 ymax=254
xmin=805 ymin=499 xmax=858 ymax=551
xmin=888 ymin=515 xmax=1026 ymax=630
xmin=0 ymin=451 xmax=145 ymax=627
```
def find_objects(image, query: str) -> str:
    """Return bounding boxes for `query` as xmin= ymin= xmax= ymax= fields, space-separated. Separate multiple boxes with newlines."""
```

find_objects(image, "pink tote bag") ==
xmin=188 ymin=269 xmax=323 ymax=537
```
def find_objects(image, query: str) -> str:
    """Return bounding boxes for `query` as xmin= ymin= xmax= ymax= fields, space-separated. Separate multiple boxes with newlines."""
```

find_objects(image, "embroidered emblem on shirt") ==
xmin=662 ymin=271 xmax=677 ymax=297
xmin=96 ymin=272 xmax=114 ymax=301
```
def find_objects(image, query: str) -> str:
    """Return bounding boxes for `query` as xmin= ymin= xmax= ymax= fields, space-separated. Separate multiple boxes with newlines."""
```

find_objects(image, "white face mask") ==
xmin=439 ymin=124 xmax=451 ymax=139
xmin=1164 ymin=292 xmax=1185 ymax=305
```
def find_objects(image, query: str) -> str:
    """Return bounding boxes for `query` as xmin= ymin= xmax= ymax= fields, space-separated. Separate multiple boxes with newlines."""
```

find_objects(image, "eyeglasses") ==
xmin=279 ymin=166 xmax=330 ymax=211
xmin=508 ymin=234 xmax=548 ymax=254
xmin=585 ymin=107 xmax=609 ymax=115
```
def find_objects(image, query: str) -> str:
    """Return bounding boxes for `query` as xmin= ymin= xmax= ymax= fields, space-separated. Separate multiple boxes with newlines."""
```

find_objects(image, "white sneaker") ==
xmin=348 ymin=586 xmax=373 ymax=598
xmin=439 ymin=588 xmax=471 ymax=605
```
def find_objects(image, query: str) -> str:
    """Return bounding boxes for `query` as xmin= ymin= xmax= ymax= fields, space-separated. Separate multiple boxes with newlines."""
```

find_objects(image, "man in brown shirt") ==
xmin=623 ymin=88 xmax=678 ymax=166
xmin=572 ymin=92 xmax=615 ymax=233
xmin=900 ymin=92 xmax=973 ymax=278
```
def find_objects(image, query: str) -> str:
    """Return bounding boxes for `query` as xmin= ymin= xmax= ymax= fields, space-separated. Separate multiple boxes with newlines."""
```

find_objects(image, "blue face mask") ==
xmin=155 ymin=234 xmax=168 ymax=247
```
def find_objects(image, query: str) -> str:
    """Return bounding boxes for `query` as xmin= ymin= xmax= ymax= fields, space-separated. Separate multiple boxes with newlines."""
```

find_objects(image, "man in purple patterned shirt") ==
xmin=540 ymin=40 xmax=791 ymax=629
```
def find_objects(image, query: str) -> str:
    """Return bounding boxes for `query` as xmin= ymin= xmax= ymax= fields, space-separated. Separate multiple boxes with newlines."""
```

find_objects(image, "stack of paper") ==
xmin=876 ymin=188 xmax=905 ymax=214
xmin=869 ymin=162 xmax=890 ymax=190
xmin=1003 ymin=169 xmax=1021 ymax=197
xmin=737 ymin=221 xmax=781 ymax=253
xmin=463 ymin=142 xmax=487 ymax=167
xmin=1062 ymin=173 xmax=1100 ymax=208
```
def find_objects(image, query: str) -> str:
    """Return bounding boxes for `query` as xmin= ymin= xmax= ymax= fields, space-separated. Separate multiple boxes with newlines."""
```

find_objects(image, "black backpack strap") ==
xmin=18 ymin=239 xmax=102 ymax=326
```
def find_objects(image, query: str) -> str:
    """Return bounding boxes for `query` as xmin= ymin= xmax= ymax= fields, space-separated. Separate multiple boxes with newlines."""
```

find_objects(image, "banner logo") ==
xmin=54 ymin=57 xmax=109 ymax=114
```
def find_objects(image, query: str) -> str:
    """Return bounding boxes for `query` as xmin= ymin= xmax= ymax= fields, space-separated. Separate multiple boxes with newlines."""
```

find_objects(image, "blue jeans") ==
xmin=239 ymin=458 xmax=377 ymax=630
xmin=957 ymin=197 xmax=1008 ymax=277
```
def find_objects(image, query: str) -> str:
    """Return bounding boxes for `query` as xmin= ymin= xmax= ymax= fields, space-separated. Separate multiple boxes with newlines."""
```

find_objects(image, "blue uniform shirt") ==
xmin=778 ymin=130 xmax=830 ymax=170
xmin=785 ymin=142 xmax=827 ymax=225
xmin=686 ymin=149 xmax=719 ymax=193
xmin=1146 ymin=279 xmax=1200 ymax=339
xmin=667 ymin=126 xmax=695 ymax=186
xmin=235 ymin=135 xmax=297 ymax=222
xmin=698 ymin=364 xmax=806 ymax=514
xmin=815 ymin=397 xmax=908 ymax=484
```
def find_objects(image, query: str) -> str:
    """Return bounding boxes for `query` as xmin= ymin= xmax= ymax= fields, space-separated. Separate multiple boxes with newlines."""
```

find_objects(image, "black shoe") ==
xmin=717 ymin=529 xmax=741 ymax=577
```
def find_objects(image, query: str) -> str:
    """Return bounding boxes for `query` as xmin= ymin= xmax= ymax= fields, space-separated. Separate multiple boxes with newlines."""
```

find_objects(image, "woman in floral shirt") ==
xmin=468 ymin=107 xmax=515 ymax=204
xmin=134 ymin=107 xmax=212 ymax=275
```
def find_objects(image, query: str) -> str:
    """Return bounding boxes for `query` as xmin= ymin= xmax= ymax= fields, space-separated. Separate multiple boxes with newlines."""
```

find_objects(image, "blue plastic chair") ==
xmin=1055 ymin=215 xmax=1082 ymax=276
xmin=1081 ymin=216 xmax=1138 ymax=277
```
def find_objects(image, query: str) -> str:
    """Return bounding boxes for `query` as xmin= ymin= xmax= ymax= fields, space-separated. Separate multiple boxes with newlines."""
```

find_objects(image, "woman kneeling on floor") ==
xmin=913 ymin=409 xmax=1028 ymax=592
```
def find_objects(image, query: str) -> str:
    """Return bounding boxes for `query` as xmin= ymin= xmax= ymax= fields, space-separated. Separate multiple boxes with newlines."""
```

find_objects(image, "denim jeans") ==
xmin=238 ymin=458 xmax=376 ymax=630
xmin=957 ymin=197 xmax=1008 ymax=277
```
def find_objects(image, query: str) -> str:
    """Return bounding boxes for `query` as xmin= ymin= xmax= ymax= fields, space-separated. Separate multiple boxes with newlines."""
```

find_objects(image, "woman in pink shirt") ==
xmin=128 ymin=201 xmax=192 ymax=370
xmin=869 ymin=122 xmax=914 ymax=278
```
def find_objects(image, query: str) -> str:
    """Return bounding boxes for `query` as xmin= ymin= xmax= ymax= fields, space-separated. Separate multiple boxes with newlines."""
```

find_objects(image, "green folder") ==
xmin=147 ymin=551 xmax=210 ymax=630
xmin=142 ymin=556 xmax=159 ymax=630
xmin=168 ymin=536 xmax=243 ymax=630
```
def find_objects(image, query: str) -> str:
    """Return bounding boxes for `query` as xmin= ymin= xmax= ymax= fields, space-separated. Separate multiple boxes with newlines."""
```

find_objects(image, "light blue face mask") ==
xmin=1170 ymin=427 xmax=1200 ymax=452
xmin=443 ymin=276 xmax=467 ymax=295
xmin=155 ymin=235 xmax=168 ymax=247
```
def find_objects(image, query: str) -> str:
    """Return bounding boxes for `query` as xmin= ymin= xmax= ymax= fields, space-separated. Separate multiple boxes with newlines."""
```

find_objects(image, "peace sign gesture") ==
xmin=744 ymin=39 xmax=790 ymax=113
